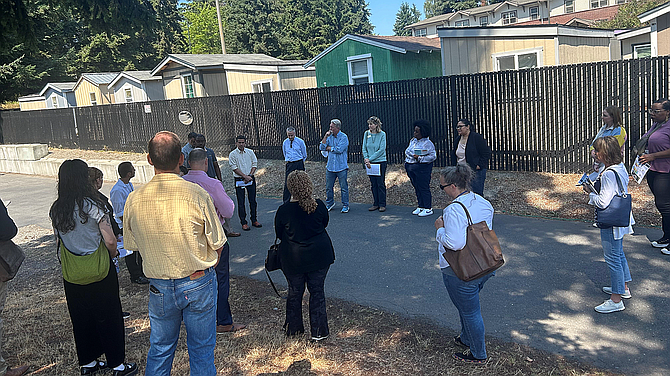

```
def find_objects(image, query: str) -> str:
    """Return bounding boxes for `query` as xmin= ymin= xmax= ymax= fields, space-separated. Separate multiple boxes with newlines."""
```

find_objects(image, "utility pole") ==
xmin=215 ymin=0 xmax=226 ymax=54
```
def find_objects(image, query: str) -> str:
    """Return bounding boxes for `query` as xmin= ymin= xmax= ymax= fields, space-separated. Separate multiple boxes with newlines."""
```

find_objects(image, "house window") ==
xmin=565 ymin=0 xmax=574 ymax=13
xmin=616 ymin=0 xmax=627 ymax=3
xmin=480 ymin=16 xmax=489 ymax=26
xmin=591 ymin=0 xmax=608 ymax=8
xmin=529 ymin=6 xmax=539 ymax=20
xmin=347 ymin=54 xmax=373 ymax=85
xmin=502 ymin=11 xmax=517 ymax=25
xmin=89 ymin=92 xmax=97 ymax=105
xmin=182 ymin=74 xmax=195 ymax=98
xmin=455 ymin=19 xmax=470 ymax=27
xmin=51 ymin=96 xmax=59 ymax=108
xmin=633 ymin=44 xmax=652 ymax=58
xmin=415 ymin=28 xmax=427 ymax=37
xmin=493 ymin=48 xmax=542 ymax=71
xmin=124 ymin=88 xmax=133 ymax=102
xmin=251 ymin=80 xmax=273 ymax=93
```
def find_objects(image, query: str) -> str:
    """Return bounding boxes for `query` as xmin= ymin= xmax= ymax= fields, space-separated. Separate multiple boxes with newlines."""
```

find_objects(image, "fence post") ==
xmin=449 ymin=75 xmax=459 ymax=166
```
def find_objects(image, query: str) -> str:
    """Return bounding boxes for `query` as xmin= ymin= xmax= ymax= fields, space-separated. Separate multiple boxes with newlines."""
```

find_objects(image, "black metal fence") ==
xmin=2 ymin=57 xmax=669 ymax=173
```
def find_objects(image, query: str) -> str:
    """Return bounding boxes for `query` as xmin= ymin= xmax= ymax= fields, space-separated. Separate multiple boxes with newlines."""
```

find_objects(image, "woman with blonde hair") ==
xmin=274 ymin=170 xmax=335 ymax=341
xmin=362 ymin=116 xmax=387 ymax=211
xmin=590 ymin=106 xmax=627 ymax=171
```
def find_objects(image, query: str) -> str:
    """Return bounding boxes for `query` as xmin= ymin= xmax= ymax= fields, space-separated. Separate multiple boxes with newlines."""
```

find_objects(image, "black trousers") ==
xmin=282 ymin=266 xmax=330 ymax=338
xmin=63 ymin=259 xmax=125 ymax=367
xmin=124 ymin=251 xmax=145 ymax=281
xmin=283 ymin=160 xmax=305 ymax=203
xmin=647 ymin=170 xmax=670 ymax=239
xmin=368 ymin=161 xmax=387 ymax=207
xmin=405 ymin=162 xmax=433 ymax=209
xmin=235 ymin=176 xmax=257 ymax=225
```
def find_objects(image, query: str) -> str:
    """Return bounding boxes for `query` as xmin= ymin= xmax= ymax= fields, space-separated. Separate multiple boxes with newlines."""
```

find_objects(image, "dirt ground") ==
xmin=47 ymin=148 xmax=661 ymax=227
xmin=4 ymin=225 xmax=620 ymax=376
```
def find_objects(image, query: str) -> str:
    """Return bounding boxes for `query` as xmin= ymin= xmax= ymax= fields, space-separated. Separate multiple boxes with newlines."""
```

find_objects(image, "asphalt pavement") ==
xmin=2 ymin=172 xmax=669 ymax=375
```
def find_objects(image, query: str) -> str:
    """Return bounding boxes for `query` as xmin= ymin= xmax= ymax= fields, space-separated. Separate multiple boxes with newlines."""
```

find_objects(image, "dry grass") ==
xmin=46 ymin=148 xmax=660 ymax=228
xmin=5 ymin=226 xmax=621 ymax=376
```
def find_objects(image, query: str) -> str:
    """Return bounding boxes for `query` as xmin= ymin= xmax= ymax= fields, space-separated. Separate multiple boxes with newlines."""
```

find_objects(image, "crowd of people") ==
xmin=0 ymin=99 xmax=668 ymax=374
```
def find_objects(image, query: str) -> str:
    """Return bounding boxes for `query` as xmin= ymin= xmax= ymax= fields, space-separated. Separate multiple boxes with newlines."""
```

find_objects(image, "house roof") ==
xmin=639 ymin=0 xmax=670 ymax=23
xmin=516 ymin=4 xmax=619 ymax=26
xmin=109 ymin=70 xmax=161 ymax=88
xmin=18 ymin=94 xmax=45 ymax=102
xmin=38 ymin=82 xmax=76 ymax=96
xmin=151 ymin=53 xmax=294 ymax=76
xmin=303 ymin=34 xmax=441 ymax=68
xmin=406 ymin=0 xmax=547 ymax=28
xmin=73 ymin=72 xmax=119 ymax=91
xmin=437 ymin=23 xmax=615 ymax=38
xmin=615 ymin=25 xmax=651 ymax=40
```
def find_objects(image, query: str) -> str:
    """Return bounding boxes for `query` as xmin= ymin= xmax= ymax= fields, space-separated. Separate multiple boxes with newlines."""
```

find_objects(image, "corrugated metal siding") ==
xmin=558 ymin=36 xmax=610 ymax=64
xmin=658 ymin=15 xmax=670 ymax=56
xmin=19 ymin=100 xmax=46 ymax=111
xmin=75 ymin=79 xmax=113 ymax=106
xmin=226 ymin=71 xmax=276 ymax=94
xmin=278 ymin=71 xmax=317 ymax=90
xmin=201 ymin=71 xmax=229 ymax=96
xmin=144 ymin=81 xmax=165 ymax=101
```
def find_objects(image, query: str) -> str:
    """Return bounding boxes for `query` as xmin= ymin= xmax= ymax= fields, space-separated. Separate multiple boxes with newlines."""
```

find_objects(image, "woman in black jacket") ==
xmin=274 ymin=170 xmax=335 ymax=341
xmin=451 ymin=119 xmax=492 ymax=196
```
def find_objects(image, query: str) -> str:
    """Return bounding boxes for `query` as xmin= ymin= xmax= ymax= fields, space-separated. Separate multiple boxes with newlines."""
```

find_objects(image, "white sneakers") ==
xmin=595 ymin=299 xmax=625 ymax=313
xmin=602 ymin=286 xmax=632 ymax=299
xmin=418 ymin=208 xmax=433 ymax=217
xmin=661 ymin=248 xmax=670 ymax=255
xmin=412 ymin=208 xmax=433 ymax=217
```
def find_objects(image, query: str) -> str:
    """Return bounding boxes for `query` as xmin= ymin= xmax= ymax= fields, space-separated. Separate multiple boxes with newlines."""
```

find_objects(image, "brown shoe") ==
xmin=368 ymin=206 xmax=379 ymax=211
xmin=252 ymin=221 xmax=262 ymax=228
xmin=242 ymin=224 xmax=250 ymax=231
xmin=217 ymin=323 xmax=247 ymax=333
xmin=226 ymin=231 xmax=241 ymax=237
xmin=6 ymin=365 xmax=29 ymax=376
xmin=379 ymin=207 xmax=386 ymax=212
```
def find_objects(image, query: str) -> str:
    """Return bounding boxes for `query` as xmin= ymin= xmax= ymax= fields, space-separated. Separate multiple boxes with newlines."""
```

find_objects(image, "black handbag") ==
xmin=595 ymin=168 xmax=632 ymax=228
xmin=0 ymin=240 xmax=25 ymax=282
xmin=265 ymin=238 xmax=285 ymax=299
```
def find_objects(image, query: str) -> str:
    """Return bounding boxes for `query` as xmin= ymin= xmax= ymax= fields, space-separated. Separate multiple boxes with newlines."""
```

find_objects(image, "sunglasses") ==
xmin=456 ymin=125 xmax=467 ymax=129
xmin=440 ymin=183 xmax=453 ymax=190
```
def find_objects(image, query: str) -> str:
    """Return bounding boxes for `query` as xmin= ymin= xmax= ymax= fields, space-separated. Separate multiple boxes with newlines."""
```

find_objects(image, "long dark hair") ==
xmin=50 ymin=159 xmax=107 ymax=233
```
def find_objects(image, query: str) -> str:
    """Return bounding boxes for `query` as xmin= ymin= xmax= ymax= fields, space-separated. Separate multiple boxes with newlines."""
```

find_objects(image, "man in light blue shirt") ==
xmin=282 ymin=127 xmax=307 ymax=203
xmin=182 ymin=132 xmax=197 ymax=168
xmin=319 ymin=119 xmax=349 ymax=213
xmin=110 ymin=161 xmax=148 ymax=284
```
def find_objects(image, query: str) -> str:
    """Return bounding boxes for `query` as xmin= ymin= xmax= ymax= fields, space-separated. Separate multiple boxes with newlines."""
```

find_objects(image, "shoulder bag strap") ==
xmin=602 ymin=167 xmax=626 ymax=197
xmin=450 ymin=200 xmax=474 ymax=226
xmin=265 ymin=269 xmax=286 ymax=299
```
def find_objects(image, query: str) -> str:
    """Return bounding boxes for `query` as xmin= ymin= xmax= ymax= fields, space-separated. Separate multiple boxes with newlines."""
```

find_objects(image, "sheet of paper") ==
xmin=365 ymin=163 xmax=381 ymax=176
xmin=631 ymin=156 xmax=650 ymax=184
xmin=414 ymin=148 xmax=427 ymax=156
xmin=235 ymin=180 xmax=253 ymax=187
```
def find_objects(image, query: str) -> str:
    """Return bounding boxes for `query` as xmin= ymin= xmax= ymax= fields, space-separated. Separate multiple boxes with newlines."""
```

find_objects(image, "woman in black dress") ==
xmin=274 ymin=170 xmax=335 ymax=341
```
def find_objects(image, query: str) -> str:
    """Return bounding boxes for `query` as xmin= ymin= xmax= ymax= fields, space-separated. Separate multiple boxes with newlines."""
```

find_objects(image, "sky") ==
xmin=368 ymin=0 xmax=423 ymax=36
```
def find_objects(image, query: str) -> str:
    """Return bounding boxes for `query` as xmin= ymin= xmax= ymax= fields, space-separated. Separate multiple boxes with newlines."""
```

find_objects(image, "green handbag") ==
xmin=58 ymin=236 xmax=110 ymax=285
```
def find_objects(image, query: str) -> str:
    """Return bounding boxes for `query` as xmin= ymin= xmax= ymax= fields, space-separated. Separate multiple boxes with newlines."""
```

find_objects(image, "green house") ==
xmin=303 ymin=34 xmax=442 ymax=87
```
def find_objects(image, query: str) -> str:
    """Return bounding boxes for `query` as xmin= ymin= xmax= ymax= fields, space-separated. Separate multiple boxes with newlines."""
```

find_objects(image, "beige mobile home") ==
xmin=73 ymin=73 xmax=118 ymax=106
xmin=18 ymin=94 xmax=46 ymax=111
xmin=109 ymin=71 xmax=165 ymax=103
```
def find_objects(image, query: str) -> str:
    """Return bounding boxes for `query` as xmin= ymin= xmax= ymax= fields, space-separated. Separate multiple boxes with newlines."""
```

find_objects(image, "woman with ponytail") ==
xmin=274 ymin=170 xmax=335 ymax=341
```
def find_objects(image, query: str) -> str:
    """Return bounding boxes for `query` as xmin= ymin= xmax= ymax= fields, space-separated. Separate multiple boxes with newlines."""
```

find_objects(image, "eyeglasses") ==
xmin=648 ymin=109 xmax=666 ymax=114
xmin=439 ymin=183 xmax=453 ymax=190
xmin=456 ymin=125 xmax=467 ymax=129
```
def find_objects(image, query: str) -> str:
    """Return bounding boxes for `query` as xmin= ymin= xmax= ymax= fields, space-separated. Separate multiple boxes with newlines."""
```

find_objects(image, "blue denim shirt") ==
xmin=319 ymin=131 xmax=349 ymax=172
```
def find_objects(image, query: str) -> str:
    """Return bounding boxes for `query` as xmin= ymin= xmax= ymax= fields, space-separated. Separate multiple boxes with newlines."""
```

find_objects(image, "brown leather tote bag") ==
xmin=441 ymin=201 xmax=504 ymax=281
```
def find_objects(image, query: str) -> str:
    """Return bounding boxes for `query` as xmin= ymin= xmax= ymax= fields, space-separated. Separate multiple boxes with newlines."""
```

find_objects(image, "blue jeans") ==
xmin=600 ymin=228 xmax=632 ymax=295
xmin=326 ymin=169 xmax=349 ymax=207
xmin=146 ymin=268 xmax=217 ymax=376
xmin=215 ymin=243 xmax=232 ymax=326
xmin=442 ymin=267 xmax=494 ymax=360
xmin=472 ymin=168 xmax=487 ymax=196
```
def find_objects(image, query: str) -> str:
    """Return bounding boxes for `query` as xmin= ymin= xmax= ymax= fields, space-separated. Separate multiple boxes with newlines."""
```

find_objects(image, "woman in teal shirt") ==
xmin=362 ymin=116 xmax=387 ymax=212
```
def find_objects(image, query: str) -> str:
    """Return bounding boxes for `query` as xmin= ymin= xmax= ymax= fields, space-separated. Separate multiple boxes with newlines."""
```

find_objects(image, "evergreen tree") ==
xmin=393 ymin=2 xmax=422 ymax=36
xmin=424 ymin=0 xmax=477 ymax=18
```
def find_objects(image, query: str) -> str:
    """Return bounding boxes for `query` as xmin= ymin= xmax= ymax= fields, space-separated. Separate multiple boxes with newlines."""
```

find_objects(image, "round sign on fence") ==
xmin=178 ymin=111 xmax=193 ymax=125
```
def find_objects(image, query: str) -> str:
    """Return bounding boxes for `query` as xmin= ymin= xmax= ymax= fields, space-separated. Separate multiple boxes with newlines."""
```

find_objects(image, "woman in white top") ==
xmin=434 ymin=164 xmax=494 ymax=363
xmin=404 ymin=119 xmax=437 ymax=217
xmin=587 ymin=136 xmax=633 ymax=314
